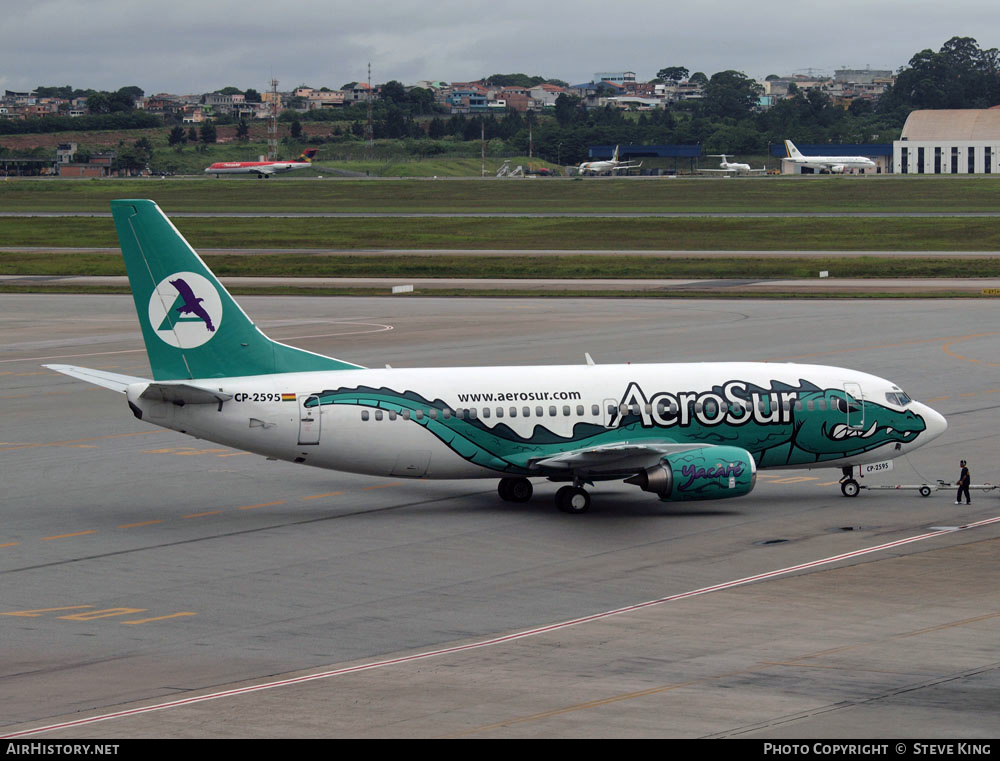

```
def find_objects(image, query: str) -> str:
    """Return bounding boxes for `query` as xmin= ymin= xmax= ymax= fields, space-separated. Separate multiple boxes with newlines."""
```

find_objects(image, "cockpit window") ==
xmin=885 ymin=392 xmax=911 ymax=406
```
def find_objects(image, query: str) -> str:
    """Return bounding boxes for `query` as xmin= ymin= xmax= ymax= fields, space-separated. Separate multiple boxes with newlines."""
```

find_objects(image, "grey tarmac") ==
xmin=1 ymin=295 xmax=998 ymax=738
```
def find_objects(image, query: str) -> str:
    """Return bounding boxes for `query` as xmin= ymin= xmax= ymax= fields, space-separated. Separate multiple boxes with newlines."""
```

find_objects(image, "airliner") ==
xmin=701 ymin=154 xmax=766 ymax=176
xmin=47 ymin=200 xmax=946 ymax=513
xmin=783 ymin=140 xmax=876 ymax=174
xmin=578 ymin=145 xmax=642 ymax=176
xmin=205 ymin=148 xmax=319 ymax=178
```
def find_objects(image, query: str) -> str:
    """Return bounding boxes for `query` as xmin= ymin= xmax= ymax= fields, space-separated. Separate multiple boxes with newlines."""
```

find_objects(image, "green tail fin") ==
xmin=111 ymin=199 xmax=362 ymax=380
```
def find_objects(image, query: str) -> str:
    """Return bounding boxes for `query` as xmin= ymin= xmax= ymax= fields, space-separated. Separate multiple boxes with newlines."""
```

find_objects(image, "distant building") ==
xmin=894 ymin=108 xmax=1000 ymax=174
xmin=593 ymin=71 xmax=636 ymax=85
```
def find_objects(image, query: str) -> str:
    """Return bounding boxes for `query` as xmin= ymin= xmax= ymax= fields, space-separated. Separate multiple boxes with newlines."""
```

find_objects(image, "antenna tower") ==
xmin=365 ymin=61 xmax=374 ymax=151
xmin=267 ymin=77 xmax=279 ymax=161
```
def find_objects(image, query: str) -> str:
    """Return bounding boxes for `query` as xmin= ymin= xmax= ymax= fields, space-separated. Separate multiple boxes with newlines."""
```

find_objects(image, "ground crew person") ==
xmin=956 ymin=460 xmax=971 ymax=505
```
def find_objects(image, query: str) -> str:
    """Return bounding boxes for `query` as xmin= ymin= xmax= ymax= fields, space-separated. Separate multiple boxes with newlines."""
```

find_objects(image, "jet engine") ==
xmin=829 ymin=164 xmax=847 ymax=173
xmin=625 ymin=446 xmax=757 ymax=502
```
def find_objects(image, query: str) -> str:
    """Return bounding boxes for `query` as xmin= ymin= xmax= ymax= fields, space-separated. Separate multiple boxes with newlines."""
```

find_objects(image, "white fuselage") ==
xmin=124 ymin=362 xmax=945 ymax=480
xmin=204 ymin=162 xmax=310 ymax=176
xmin=788 ymin=155 xmax=876 ymax=172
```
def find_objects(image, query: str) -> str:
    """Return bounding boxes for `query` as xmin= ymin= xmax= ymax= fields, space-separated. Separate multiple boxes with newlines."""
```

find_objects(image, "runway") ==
xmin=1 ymin=295 xmax=998 ymax=738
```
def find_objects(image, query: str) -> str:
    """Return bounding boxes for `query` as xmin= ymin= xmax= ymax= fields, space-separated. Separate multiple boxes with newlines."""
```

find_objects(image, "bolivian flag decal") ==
xmin=281 ymin=393 xmax=296 ymax=402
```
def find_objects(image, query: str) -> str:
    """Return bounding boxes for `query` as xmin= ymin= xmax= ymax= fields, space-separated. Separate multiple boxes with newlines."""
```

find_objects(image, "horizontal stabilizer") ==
xmin=44 ymin=364 xmax=149 ymax=393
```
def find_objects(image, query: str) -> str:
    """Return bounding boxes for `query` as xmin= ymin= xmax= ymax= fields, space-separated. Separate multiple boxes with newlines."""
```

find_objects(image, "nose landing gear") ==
xmin=840 ymin=466 xmax=860 ymax=497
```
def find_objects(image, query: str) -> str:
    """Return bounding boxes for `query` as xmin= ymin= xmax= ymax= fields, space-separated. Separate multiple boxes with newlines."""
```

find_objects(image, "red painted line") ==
xmin=5 ymin=514 xmax=999 ymax=738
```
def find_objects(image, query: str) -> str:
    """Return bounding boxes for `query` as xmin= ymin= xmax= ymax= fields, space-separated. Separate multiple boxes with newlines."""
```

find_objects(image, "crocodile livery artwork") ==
xmin=304 ymin=379 xmax=928 ymax=473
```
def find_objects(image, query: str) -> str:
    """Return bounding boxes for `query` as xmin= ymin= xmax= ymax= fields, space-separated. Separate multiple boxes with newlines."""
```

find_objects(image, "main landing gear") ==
xmin=497 ymin=476 xmax=533 ymax=503
xmin=496 ymin=477 xmax=592 ymax=513
xmin=555 ymin=485 xmax=591 ymax=514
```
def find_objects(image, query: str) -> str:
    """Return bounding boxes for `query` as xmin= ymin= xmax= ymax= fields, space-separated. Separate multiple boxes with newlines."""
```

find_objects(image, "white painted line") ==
xmin=6 ymin=514 xmax=999 ymax=738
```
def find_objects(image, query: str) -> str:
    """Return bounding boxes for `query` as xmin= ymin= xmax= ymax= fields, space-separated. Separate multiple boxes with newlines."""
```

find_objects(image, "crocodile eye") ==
xmin=835 ymin=397 xmax=848 ymax=412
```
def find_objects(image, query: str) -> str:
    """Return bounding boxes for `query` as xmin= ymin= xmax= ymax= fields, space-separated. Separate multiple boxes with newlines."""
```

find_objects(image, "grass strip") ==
xmin=3 ymin=252 xmax=1000 ymax=279
xmin=2 ymin=215 xmax=1000 ymax=251
xmin=2 ymin=176 xmax=1000 ymax=213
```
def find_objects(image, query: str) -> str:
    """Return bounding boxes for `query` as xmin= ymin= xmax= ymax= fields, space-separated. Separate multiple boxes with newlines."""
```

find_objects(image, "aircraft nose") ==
xmin=918 ymin=403 xmax=948 ymax=442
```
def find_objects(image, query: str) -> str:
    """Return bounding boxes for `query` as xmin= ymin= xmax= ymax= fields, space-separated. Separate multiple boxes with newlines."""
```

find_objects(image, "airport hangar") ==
xmin=893 ymin=107 xmax=1000 ymax=174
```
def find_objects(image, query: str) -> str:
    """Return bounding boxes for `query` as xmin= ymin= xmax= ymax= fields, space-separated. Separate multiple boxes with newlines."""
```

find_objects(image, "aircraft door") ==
xmin=298 ymin=395 xmax=321 ymax=445
xmin=843 ymin=382 xmax=865 ymax=431
xmin=602 ymin=398 xmax=620 ymax=428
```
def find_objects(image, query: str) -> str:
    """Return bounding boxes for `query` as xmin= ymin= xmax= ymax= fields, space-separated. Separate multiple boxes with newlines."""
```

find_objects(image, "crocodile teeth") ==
xmin=861 ymin=422 xmax=878 ymax=438
xmin=832 ymin=424 xmax=847 ymax=439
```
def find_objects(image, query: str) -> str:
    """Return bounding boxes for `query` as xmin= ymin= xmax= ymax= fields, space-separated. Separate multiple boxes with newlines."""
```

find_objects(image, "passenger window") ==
xmin=442 ymin=408 xmax=451 ymax=419
xmin=375 ymin=410 xmax=383 ymax=421
xmin=388 ymin=410 xmax=397 ymax=421
xmin=415 ymin=409 xmax=424 ymax=420
xmin=524 ymin=406 xmax=531 ymax=417
xmin=564 ymin=405 xmax=572 ymax=416
xmin=361 ymin=410 xmax=370 ymax=421
xmin=468 ymin=408 xmax=477 ymax=420
xmin=402 ymin=410 xmax=411 ymax=420
xmin=535 ymin=406 xmax=543 ymax=417
xmin=509 ymin=407 xmax=517 ymax=418
xmin=549 ymin=406 xmax=557 ymax=416
xmin=817 ymin=400 xmax=826 ymax=411
xmin=592 ymin=404 xmax=599 ymax=416
xmin=482 ymin=407 xmax=490 ymax=418
xmin=806 ymin=401 xmax=814 ymax=412
xmin=794 ymin=401 xmax=803 ymax=411
xmin=429 ymin=409 xmax=438 ymax=420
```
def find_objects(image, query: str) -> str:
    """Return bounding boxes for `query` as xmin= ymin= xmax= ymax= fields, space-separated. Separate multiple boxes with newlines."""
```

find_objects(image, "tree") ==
xmin=200 ymin=121 xmax=217 ymax=145
xmin=290 ymin=120 xmax=302 ymax=139
xmin=236 ymin=120 xmax=249 ymax=141
xmin=244 ymin=88 xmax=261 ymax=103
xmin=380 ymin=80 xmax=406 ymax=105
xmin=187 ymin=126 xmax=198 ymax=143
xmin=656 ymin=66 xmax=689 ymax=83
xmin=168 ymin=125 xmax=187 ymax=147
xmin=703 ymin=70 xmax=763 ymax=120
xmin=554 ymin=93 xmax=584 ymax=127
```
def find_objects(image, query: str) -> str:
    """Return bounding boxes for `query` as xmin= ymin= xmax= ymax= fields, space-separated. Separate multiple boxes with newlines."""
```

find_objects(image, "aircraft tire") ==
xmin=555 ymin=485 xmax=591 ymax=514
xmin=498 ymin=477 xmax=532 ymax=503
xmin=841 ymin=479 xmax=860 ymax=498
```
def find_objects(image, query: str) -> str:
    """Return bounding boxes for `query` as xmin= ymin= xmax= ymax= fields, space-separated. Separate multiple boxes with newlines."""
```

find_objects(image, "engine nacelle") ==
xmin=626 ymin=446 xmax=757 ymax=502
xmin=829 ymin=164 xmax=847 ymax=174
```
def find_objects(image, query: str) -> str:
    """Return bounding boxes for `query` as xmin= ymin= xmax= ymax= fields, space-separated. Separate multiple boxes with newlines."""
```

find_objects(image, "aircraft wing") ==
xmin=255 ymin=166 xmax=277 ymax=175
xmin=529 ymin=441 xmax=709 ymax=473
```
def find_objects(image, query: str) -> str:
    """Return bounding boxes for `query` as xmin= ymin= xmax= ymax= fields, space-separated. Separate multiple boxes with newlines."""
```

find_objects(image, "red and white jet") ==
xmin=205 ymin=148 xmax=319 ymax=178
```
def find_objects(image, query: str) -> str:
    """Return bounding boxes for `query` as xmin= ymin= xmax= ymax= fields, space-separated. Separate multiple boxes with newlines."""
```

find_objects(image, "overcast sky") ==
xmin=5 ymin=0 xmax=998 ymax=95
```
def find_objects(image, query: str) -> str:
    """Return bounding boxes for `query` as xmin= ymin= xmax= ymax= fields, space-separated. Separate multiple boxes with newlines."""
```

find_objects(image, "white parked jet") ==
xmin=783 ymin=140 xmax=876 ymax=174
xmin=578 ymin=145 xmax=642 ymax=175
xmin=47 ymin=200 xmax=946 ymax=513
xmin=701 ymin=154 xmax=766 ymax=176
